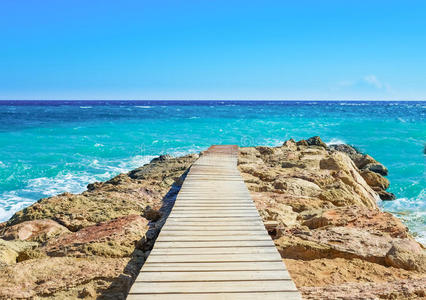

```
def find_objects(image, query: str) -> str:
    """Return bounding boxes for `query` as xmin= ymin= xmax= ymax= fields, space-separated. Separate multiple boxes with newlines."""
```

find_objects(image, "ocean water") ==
xmin=0 ymin=101 xmax=424 ymax=242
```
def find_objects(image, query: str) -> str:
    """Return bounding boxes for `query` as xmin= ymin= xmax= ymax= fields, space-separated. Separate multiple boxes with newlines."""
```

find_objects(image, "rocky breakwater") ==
xmin=238 ymin=136 xmax=425 ymax=299
xmin=0 ymin=154 xmax=197 ymax=299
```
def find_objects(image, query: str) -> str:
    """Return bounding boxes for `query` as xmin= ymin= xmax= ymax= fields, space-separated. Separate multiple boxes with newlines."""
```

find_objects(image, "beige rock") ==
xmin=385 ymin=240 xmax=426 ymax=272
xmin=45 ymin=215 xmax=149 ymax=257
xmin=0 ymin=219 xmax=69 ymax=242
xmin=0 ymin=256 xmax=134 ymax=299
xmin=360 ymin=170 xmax=390 ymax=190
xmin=0 ymin=239 xmax=37 ymax=265
xmin=273 ymin=177 xmax=322 ymax=197
xmin=301 ymin=206 xmax=409 ymax=238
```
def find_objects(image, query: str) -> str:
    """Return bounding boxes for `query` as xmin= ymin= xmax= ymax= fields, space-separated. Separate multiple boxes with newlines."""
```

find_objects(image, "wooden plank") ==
xmin=166 ymin=217 xmax=261 ymax=221
xmin=129 ymin=280 xmax=298 ymax=294
xmin=163 ymin=222 xmax=264 ymax=227
xmin=151 ymin=247 xmax=278 ymax=255
xmin=153 ymin=240 xmax=276 ymax=248
xmin=159 ymin=230 xmax=268 ymax=236
xmin=140 ymin=261 xmax=287 ymax=272
xmin=156 ymin=236 xmax=271 ymax=242
xmin=161 ymin=226 xmax=266 ymax=231
xmin=135 ymin=270 xmax=292 ymax=282
xmin=128 ymin=292 xmax=301 ymax=300
xmin=146 ymin=253 xmax=282 ymax=263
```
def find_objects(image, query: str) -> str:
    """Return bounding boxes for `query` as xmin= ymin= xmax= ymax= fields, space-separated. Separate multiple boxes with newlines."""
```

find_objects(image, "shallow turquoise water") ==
xmin=0 ymin=101 xmax=424 ymax=242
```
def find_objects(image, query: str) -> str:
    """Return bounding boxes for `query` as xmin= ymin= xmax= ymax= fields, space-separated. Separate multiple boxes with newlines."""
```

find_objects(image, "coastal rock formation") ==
xmin=0 ymin=138 xmax=424 ymax=299
xmin=238 ymin=137 xmax=425 ymax=299
xmin=0 ymin=154 xmax=197 ymax=299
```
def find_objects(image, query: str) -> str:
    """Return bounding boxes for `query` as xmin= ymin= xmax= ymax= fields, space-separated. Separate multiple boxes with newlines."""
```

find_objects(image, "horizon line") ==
xmin=1 ymin=99 xmax=425 ymax=102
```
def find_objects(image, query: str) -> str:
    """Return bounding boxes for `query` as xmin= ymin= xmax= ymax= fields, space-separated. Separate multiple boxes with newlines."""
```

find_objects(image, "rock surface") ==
xmin=239 ymin=137 xmax=425 ymax=299
xmin=0 ymin=154 xmax=197 ymax=299
xmin=1 ymin=137 xmax=424 ymax=299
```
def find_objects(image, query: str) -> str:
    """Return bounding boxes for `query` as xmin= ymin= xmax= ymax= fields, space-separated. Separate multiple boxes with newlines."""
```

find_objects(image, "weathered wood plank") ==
xmin=153 ymin=240 xmax=276 ymax=248
xmin=135 ymin=270 xmax=292 ymax=282
xmin=151 ymin=247 xmax=278 ymax=255
xmin=146 ymin=253 xmax=282 ymax=263
xmin=130 ymin=280 xmax=298 ymax=294
xmin=127 ymin=292 xmax=301 ymax=300
xmin=140 ymin=261 xmax=287 ymax=272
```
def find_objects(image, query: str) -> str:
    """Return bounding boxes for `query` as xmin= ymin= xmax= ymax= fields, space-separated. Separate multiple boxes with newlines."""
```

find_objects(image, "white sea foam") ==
xmin=79 ymin=106 xmax=92 ymax=109
xmin=94 ymin=143 xmax=104 ymax=147
xmin=339 ymin=102 xmax=369 ymax=106
xmin=0 ymin=192 xmax=34 ymax=222
xmin=326 ymin=138 xmax=346 ymax=145
xmin=135 ymin=106 xmax=152 ymax=109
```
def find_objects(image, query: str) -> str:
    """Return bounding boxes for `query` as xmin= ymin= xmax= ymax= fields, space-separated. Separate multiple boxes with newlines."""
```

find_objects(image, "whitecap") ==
xmin=135 ymin=106 xmax=152 ymax=109
xmin=326 ymin=138 xmax=346 ymax=145
xmin=94 ymin=143 xmax=104 ymax=147
xmin=79 ymin=106 xmax=92 ymax=109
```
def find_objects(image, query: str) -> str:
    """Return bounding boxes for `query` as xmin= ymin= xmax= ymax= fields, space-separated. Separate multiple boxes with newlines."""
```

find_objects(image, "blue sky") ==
xmin=0 ymin=1 xmax=425 ymax=100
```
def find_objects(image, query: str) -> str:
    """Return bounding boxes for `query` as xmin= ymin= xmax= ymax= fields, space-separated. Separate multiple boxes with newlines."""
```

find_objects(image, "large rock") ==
xmin=300 ymin=278 xmax=426 ymax=300
xmin=305 ymin=136 xmax=328 ymax=148
xmin=330 ymin=144 xmax=389 ymax=176
xmin=300 ymin=206 xmax=409 ymax=238
xmin=45 ymin=215 xmax=149 ymax=257
xmin=0 ymin=256 xmax=137 ymax=299
xmin=360 ymin=170 xmax=390 ymax=190
xmin=273 ymin=177 xmax=322 ymax=197
xmin=385 ymin=240 xmax=426 ymax=272
xmin=0 ymin=219 xmax=69 ymax=242
xmin=0 ymin=239 xmax=37 ymax=266
xmin=276 ymin=226 xmax=425 ymax=270
xmin=319 ymin=152 xmax=380 ymax=208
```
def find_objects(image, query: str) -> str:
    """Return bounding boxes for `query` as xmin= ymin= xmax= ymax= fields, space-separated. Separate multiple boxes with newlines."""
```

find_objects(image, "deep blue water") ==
xmin=0 ymin=100 xmax=425 ymax=242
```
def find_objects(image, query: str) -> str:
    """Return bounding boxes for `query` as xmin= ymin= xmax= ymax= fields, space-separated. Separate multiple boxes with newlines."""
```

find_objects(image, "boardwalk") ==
xmin=128 ymin=145 xmax=301 ymax=299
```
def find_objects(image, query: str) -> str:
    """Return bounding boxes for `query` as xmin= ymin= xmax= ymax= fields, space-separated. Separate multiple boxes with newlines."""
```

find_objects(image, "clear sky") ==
xmin=1 ymin=0 xmax=425 ymax=100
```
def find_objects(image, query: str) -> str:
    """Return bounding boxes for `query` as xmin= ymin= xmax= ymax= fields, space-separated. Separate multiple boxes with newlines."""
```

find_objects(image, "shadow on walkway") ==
xmin=98 ymin=169 xmax=190 ymax=300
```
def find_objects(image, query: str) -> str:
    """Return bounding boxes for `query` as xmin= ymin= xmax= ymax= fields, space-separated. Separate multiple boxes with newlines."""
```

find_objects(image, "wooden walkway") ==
xmin=128 ymin=145 xmax=301 ymax=299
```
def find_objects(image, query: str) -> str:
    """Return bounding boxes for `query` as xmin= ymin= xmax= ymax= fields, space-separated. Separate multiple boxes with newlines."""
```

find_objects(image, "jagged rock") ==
xmin=385 ymin=240 xmax=426 ymax=272
xmin=273 ymin=178 xmax=322 ymax=197
xmin=0 ymin=239 xmax=37 ymax=265
xmin=238 ymin=138 xmax=425 ymax=298
xmin=0 ymin=257 xmax=135 ymax=299
xmin=86 ymin=181 xmax=103 ymax=191
xmin=256 ymin=146 xmax=275 ymax=155
xmin=376 ymin=189 xmax=397 ymax=200
xmin=360 ymin=170 xmax=390 ymax=190
xmin=0 ymin=219 xmax=69 ymax=242
xmin=364 ymin=162 xmax=389 ymax=176
xmin=45 ymin=215 xmax=148 ymax=257
xmin=305 ymin=136 xmax=328 ymax=148
xmin=300 ymin=207 xmax=409 ymax=238
xmin=331 ymin=145 xmax=389 ymax=176
xmin=296 ymin=140 xmax=309 ymax=146
xmin=143 ymin=207 xmax=162 ymax=221
xmin=329 ymin=143 xmax=360 ymax=158
xmin=278 ymin=226 xmax=425 ymax=271
xmin=150 ymin=154 xmax=172 ymax=163
xmin=299 ymin=278 xmax=426 ymax=300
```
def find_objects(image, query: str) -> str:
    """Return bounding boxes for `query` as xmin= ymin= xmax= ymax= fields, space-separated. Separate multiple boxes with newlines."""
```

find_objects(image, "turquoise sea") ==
xmin=0 ymin=101 xmax=424 ymax=242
